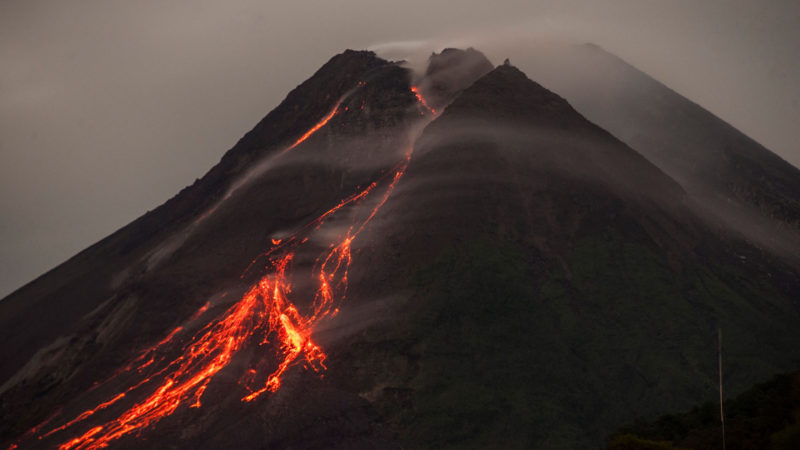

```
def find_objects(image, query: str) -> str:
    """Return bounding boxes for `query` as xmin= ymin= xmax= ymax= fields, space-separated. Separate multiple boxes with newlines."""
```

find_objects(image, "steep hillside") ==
xmin=328 ymin=64 xmax=800 ymax=449
xmin=519 ymin=43 xmax=800 ymax=261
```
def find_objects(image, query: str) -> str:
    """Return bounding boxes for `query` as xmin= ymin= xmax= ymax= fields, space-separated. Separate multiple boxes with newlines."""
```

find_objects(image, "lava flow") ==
xmin=411 ymin=86 xmax=436 ymax=115
xmin=184 ymin=96 xmax=348 ymax=231
xmin=284 ymin=101 xmax=342 ymax=153
xmin=19 ymin=86 xmax=435 ymax=450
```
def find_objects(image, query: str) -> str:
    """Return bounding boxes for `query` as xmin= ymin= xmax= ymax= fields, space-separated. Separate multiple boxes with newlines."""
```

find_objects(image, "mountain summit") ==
xmin=2 ymin=49 xmax=799 ymax=450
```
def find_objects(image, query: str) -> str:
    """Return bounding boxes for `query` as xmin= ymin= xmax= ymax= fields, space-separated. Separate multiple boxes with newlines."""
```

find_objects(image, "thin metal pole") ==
xmin=718 ymin=327 xmax=726 ymax=450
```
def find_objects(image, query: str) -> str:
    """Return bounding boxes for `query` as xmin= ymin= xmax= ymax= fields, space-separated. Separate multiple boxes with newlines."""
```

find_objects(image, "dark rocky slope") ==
xmin=519 ymin=43 xmax=800 ymax=262
xmin=328 ymin=64 xmax=800 ymax=449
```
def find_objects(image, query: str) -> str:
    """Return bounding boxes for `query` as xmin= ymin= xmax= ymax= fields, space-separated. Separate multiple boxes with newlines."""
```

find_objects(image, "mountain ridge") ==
xmin=325 ymin=59 xmax=800 ymax=448
xmin=519 ymin=43 xmax=800 ymax=262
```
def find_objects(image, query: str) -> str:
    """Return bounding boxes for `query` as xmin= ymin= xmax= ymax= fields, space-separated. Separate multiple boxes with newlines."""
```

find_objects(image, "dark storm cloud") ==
xmin=1 ymin=0 xmax=799 ymax=298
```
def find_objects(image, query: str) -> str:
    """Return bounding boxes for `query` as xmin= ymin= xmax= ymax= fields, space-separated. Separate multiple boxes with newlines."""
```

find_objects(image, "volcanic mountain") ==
xmin=1 ymin=48 xmax=799 ymax=450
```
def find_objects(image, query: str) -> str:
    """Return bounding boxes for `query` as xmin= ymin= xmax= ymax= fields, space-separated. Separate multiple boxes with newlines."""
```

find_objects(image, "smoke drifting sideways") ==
xmin=142 ymin=73 xmax=429 ymax=271
xmin=379 ymin=120 xmax=685 ymax=236
xmin=141 ymin=48 xmax=494 ymax=280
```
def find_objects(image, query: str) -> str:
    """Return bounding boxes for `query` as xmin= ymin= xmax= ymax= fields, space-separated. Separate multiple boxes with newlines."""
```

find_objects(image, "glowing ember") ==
xmin=284 ymin=101 xmax=342 ymax=153
xmin=411 ymin=86 xmax=436 ymax=115
xmin=18 ymin=85 xmax=434 ymax=450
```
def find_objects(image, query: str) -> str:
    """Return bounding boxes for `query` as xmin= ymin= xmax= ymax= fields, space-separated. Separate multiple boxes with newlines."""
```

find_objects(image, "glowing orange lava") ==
xmin=411 ymin=86 xmax=436 ymax=115
xmin=284 ymin=101 xmax=342 ymax=153
xmin=18 ymin=85 xmax=434 ymax=450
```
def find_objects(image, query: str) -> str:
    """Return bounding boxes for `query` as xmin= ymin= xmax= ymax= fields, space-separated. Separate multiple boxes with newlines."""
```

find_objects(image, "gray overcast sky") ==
xmin=1 ymin=0 xmax=798 ymax=298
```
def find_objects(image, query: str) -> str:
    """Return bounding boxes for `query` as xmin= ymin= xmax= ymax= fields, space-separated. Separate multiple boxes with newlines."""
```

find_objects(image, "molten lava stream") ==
xmin=21 ymin=86 xmax=436 ymax=450
xmin=411 ymin=86 xmax=436 ymax=115
xmin=283 ymin=100 xmax=342 ymax=153
xmin=185 ymin=95 xmax=347 ymax=231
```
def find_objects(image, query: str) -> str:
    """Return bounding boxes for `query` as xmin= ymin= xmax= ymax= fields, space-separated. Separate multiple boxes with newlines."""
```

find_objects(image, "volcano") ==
xmin=1 ymin=48 xmax=799 ymax=450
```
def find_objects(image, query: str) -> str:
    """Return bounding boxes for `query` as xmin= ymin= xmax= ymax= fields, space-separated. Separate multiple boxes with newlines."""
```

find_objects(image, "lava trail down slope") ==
xmin=12 ymin=82 xmax=435 ymax=450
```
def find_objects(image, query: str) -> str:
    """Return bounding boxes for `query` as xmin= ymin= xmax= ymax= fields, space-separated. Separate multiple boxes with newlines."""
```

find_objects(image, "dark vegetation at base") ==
xmin=609 ymin=370 xmax=800 ymax=449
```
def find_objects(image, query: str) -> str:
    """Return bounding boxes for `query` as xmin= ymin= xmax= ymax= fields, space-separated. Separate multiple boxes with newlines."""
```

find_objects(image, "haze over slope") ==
xmin=516 ymin=42 xmax=800 ymax=261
